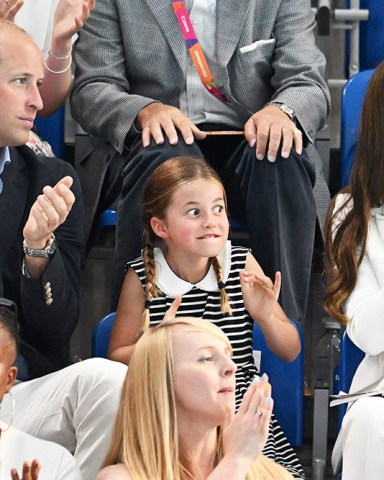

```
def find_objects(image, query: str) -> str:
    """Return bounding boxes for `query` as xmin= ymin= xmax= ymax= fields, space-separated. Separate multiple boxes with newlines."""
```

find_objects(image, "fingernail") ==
xmin=252 ymin=375 xmax=261 ymax=383
xmin=256 ymin=153 xmax=264 ymax=160
xmin=249 ymin=139 xmax=256 ymax=148
xmin=281 ymin=151 xmax=289 ymax=158
xmin=268 ymin=397 xmax=274 ymax=404
xmin=268 ymin=155 xmax=276 ymax=163
xmin=169 ymin=136 xmax=177 ymax=145
xmin=261 ymin=373 xmax=268 ymax=381
xmin=185 ymin=136 xmax=193 ymax=145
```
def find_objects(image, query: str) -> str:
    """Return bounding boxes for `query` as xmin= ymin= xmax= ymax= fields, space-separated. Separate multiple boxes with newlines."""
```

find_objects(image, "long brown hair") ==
xmin=324 ymin=61 xmax=384 ymax=323
xmin=140 ymin=157 xmax=232 ymax=331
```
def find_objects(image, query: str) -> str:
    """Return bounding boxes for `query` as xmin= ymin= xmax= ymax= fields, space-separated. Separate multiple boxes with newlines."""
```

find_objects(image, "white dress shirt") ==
xmin=179 ymin=0 xmax=244 ymax=128
xmin=0 ymin=423 xmax=82 ymax=480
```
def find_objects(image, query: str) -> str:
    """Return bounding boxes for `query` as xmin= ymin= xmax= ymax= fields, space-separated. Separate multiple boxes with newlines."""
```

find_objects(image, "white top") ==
xmin=154 ymin=240 xmax=231 ymax=296
xmin=0 ymin=423 xmax=82 ymax=480
xmin=15 ymin=0 xmax=60 ymax=53
xmin=334 ymin=193 xmax=384 ymax=395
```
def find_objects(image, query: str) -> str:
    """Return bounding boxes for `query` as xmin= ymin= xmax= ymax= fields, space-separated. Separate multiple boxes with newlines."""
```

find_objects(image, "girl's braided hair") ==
xmin=140 ymin=156 xmax=232 ymax=332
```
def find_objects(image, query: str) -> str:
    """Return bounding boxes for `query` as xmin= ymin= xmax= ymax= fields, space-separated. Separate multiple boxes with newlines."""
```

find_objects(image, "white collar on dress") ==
xmin=154 ymin=240 xmax=231 ymax=297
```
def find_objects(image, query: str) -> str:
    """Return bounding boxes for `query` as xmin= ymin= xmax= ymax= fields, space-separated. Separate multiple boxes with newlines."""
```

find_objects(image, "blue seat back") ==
xmin=92 ymin=314 xmax=303 ymax=446
xmin=340 ymin=69 xmax=374 ymax=187
xmin=34 ymin=107 xmax=65 ymax=159
xmin=359 ymin=0 xmax=384 ymax=71
xmin=337 ymin=331 xmax=365 ymax=429
xmin=253 ymin=322 xmax=303 ymax=447
xmin=92 ymin=312 xmax=115 ymax=358
xmin=99 ymin=209 xmax=117 ymax=228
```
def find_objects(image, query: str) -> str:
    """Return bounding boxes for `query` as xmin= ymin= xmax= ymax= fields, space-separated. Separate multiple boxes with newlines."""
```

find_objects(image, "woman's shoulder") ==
xmin=331 ymin=193 xmax=353 ymax=235
xmin=333 ymin=192 xmax=353 ymax=212
xmin=96 ymin=464 xmax=131 ymax=480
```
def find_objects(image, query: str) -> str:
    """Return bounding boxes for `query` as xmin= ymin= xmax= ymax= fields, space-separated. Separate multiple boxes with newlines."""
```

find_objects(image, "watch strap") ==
xmin=23 ymin=234 xmax=57 ymax=258
xmin=266 ymin=102 xmax=296 ymax=121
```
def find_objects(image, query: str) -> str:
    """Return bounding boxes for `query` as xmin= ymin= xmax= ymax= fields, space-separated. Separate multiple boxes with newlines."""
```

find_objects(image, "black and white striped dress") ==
xmin=126 ymin=241 xmax=305 ymax=479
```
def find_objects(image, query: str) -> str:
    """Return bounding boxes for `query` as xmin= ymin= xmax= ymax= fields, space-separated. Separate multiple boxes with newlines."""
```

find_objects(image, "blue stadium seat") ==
xmin=340 ymin=69 xmax=374 ymax=187
xmin=34 ymin=107 xmax=65 ymax=159
xmin=99 ymin=209 xmax=117 ymax=229
xmin=92 ymin=313 xmax=303 ymax=447
xmin=337 ymin=331 xmax=365 ymax=430
xmin=92 ymin=312 xmax=115 ymax=359
xmin=358 ymin=0 xmax=384 ymax=70
xmin=253 ymin=321 xmax=303 ymax=447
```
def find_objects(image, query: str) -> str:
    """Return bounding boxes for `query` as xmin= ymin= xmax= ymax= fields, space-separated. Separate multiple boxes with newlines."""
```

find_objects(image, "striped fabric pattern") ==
xmin=127 ymin=245 xmax=305 ymax=478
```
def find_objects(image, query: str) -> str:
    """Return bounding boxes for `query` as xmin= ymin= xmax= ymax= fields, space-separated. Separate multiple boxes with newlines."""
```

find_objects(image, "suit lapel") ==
xmin=145 ymin=0 xmax=187 ymax=71
xmin=217 ymin=0 xmax=252 ymax=66
xmin=0 ymin=148 xmax=30 ymax=257
xmin=144 ymin=0 xmax=251 ymax=75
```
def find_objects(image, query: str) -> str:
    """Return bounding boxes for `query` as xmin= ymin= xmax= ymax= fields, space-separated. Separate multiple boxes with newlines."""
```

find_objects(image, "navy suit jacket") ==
xmin=0 ymin=146 xmax=84 ymax=378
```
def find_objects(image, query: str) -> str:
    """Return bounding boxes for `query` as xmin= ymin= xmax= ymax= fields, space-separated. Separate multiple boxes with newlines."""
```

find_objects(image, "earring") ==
xmin=0 ymin=391 xmax=15 ymax=432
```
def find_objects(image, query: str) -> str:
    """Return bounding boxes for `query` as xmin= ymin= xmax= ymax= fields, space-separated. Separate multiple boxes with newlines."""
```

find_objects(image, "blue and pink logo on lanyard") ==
xmin=171 ymin=0 xmax=229 ymax=103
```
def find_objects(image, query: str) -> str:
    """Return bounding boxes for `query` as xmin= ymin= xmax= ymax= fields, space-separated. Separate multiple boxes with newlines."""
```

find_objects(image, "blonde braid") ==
xmin=211 ymin=256 xmax=232 ymax=315
xmin=141 ymin=243 xmax=159 ymax=333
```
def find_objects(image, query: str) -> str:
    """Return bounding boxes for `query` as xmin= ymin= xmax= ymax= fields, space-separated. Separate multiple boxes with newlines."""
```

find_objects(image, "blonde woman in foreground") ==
xmin=97 ymin=317 xmax=293 ymax=480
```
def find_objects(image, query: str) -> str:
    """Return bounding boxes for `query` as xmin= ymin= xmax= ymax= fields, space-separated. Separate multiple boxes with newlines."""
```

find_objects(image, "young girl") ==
xmin=110 ymin=156 xmax=303 ymax=478
xmin=99 ymin=317 xmax=294 ymax=480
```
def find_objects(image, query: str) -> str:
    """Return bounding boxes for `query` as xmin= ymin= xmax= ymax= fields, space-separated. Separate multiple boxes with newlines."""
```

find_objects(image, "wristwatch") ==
xmin=23 ymin=234 xmax=57 ymax=258
xmin=268 ymin=102 xmax=296 ymax=122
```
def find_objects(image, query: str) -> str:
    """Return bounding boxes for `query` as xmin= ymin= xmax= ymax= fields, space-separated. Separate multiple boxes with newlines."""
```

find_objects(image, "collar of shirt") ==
xmin=153 ymin=240 xmax=232 ymax=296
xmin=179 ymin=0 xmax=243 ymax=128
xmin=0 ymin=147 xmax=11 ymax=194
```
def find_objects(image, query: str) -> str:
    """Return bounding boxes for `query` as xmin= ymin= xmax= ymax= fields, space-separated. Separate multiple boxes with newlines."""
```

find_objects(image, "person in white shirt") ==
xmin=0 ymin=300 xmax=81 ymax=480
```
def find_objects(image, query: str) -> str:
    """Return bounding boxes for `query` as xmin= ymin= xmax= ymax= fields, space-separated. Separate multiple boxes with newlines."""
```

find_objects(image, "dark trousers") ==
xmin=113 ymin=125 xmax=316 ymax=323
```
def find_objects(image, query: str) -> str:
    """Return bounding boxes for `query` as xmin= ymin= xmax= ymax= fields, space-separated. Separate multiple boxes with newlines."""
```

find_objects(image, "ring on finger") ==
xmin=3 ymin=0 xmax=9 ymax=4
xmin=256 ymin=410 xmax=263 ymax=417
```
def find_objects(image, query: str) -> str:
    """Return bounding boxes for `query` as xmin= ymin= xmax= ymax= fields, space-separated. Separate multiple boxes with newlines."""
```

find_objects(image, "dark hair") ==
xmin=324 ymin=61 xmax=384 ymax=323
xmin=140 ymin=156 xmax=232 ymax=331
xmin=0 ymin=298 xmax=19 ymax=354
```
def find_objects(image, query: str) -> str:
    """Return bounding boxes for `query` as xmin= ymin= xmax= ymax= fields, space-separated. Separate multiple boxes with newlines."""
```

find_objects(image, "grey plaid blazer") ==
xmin=71 ymin=0 xmax=331 ymax=226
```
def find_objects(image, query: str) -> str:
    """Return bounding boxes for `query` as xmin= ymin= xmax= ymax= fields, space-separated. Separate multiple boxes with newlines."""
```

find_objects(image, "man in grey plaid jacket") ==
xmin=71 ymin=0 xmax=330 ymax=326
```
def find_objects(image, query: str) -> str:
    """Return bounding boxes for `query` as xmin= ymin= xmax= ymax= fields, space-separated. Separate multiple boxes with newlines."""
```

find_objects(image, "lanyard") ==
xmin=171 ymin=0 xmax=229 ymax=103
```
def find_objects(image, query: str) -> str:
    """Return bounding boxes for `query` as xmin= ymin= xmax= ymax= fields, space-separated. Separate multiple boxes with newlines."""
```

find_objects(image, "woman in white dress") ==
xmin=324 ymin=61 xmax=384 ymax=479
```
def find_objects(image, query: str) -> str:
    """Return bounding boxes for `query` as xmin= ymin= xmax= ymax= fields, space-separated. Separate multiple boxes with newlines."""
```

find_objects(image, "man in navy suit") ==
xmin=0 ymin=21 xmax=83 ymax=380
xmin=0 ymin=22 xmax=127 ymax=480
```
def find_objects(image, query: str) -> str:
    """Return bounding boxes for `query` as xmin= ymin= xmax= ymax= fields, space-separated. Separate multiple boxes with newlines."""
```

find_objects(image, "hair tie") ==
xmin=218 ymin=282 xmax=225 ymax=290
xmin=144 ymin=300 xmax=151 ymax=309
